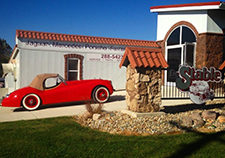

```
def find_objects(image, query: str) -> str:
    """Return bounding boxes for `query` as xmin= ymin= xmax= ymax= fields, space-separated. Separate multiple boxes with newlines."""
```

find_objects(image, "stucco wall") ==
xmin=157 ymin=11 xmax=208 ymax=41
xmin=157 ymin=10 xmax=225 ymax=41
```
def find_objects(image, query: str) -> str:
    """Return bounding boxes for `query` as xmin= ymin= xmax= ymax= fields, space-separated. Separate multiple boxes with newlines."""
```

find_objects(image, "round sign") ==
xmin=189 ymin=81 xmax=214 ymax=104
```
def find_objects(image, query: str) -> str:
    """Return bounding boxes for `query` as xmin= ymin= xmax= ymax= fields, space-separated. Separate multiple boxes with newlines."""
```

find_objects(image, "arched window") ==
xmin=167 ymin=27 xmax=180 ymax=46
xmin=165 ymin=25 xmax=196 ymax=83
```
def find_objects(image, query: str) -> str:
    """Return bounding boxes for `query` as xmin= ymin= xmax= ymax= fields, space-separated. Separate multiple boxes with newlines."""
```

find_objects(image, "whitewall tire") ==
xmin=22 ymin=94 xmax=41 ymax=111
xmin=93 ymin=87 xmax=110 ymax=103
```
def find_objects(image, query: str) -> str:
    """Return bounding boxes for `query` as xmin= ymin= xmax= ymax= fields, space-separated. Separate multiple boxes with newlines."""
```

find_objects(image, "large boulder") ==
xmin=191 ymin=112 xmax=205 ymax=128
xmin=181 ymin=116 xmax=193 ymax=127
xmin=202 ymin=111 xmax=217 ymax=121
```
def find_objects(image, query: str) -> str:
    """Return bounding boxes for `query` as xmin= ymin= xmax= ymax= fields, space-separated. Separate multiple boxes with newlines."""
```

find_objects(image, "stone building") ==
xmin=119 ymin=47 xmax=168 ymax=112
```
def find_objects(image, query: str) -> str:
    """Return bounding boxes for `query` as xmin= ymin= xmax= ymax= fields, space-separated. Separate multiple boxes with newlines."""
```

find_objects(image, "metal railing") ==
xmin=161 ymin=81 xmax=225 ymax=99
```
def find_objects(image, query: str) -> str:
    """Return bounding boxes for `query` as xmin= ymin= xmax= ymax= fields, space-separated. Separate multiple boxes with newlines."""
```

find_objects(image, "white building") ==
xmin=4 ymin=30 xmax=158 ymax=93
xmin=151 ymin=1 xmax=225 ymax=85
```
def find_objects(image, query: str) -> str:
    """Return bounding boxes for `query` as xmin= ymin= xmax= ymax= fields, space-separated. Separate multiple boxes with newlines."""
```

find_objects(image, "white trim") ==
xmin=151 ymin=5 xmax=223 ymax=13
xmin=180 ymin=26 xmax=183 ymax=44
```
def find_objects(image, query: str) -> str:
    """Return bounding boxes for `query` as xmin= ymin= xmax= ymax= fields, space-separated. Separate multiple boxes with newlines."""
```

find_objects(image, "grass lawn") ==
xmin=0 ymin=117 xmax=225 ymax=158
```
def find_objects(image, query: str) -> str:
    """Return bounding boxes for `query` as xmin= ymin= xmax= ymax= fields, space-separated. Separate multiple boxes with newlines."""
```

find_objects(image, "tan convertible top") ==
xmin=29 ymin=73 xmax=58 ymax=91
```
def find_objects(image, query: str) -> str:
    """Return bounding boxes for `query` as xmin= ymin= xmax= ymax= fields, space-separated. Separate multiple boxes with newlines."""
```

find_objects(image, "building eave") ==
xmin=150 ymin=1 xmax=225 ymax=13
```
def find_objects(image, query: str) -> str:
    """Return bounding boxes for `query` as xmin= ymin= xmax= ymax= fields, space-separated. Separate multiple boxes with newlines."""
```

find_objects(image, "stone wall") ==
xmin=196 ymin=33 xmax=224 ymax=68
xmin=126 ymin=65 xmax=162 ymax=112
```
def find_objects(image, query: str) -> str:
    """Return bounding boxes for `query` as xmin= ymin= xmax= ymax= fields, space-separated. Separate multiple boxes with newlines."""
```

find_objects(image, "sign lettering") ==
xmin=176 ymin=66 xmax=222 ymax=91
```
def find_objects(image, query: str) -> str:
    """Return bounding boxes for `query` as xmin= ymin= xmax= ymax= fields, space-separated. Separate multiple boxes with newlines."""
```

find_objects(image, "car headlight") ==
xmin=5 ymin=93 xmax=10 ymax=98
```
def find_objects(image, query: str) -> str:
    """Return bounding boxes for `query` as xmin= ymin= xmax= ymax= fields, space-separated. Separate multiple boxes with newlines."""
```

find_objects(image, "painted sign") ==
xmin=87 ymin=54 xmax=123 ymax=62
xmin=176 ymin=65 xmax=222 ymax=104
xmin=23 ymin=40 xmax=125 ymax=51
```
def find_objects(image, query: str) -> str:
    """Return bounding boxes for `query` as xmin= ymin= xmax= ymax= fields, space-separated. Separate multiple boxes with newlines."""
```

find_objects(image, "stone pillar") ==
xmin=126 ymin=65 xmax=161 ymax=112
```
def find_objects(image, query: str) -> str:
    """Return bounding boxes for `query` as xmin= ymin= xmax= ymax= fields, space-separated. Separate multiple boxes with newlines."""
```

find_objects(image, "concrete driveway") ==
xmin=0 ymin=91 xmax=127 ymax=123
xmin=0 ymin=90 xmax=195 ymax=123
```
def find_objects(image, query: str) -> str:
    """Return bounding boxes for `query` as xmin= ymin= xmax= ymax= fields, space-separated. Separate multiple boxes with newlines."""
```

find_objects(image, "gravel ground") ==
xmin=74 ymin=99 xmax=225 ymax=136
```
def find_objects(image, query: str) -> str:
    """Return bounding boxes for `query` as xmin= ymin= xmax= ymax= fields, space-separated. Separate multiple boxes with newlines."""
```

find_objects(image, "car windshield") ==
xmin=43 ymin=75 xmax=67 ymax=89
xmin=58 ymin=74 xmax=66 ymax=84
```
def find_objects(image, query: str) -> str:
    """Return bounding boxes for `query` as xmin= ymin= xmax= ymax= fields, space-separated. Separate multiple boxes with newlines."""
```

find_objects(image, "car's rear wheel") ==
xmin=22 ymin=94 xmax=41 ymax=111
xmin=93 ymin=86 xmax=110 ymax=103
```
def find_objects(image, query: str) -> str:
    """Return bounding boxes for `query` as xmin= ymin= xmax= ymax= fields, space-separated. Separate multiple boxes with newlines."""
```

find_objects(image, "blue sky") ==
xmin=0 ymin=0 xmax=217 ymax=48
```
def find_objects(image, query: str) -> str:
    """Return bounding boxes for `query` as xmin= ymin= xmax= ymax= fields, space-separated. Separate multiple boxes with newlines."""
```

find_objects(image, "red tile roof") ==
xmin=119 ymin=47 xmax=168 ymax=69
xmin=150 ymin=1 xmax=221 ymax=10
xmin=219 ymin=60 xmax=225 ymax=70
xmin=16 ymin=30 xmax=159 ymax=48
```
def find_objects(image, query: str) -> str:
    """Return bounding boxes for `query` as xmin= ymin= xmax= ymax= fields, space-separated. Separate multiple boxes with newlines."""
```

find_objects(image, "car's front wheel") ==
xmin=22 ymin=94 xmax=41 ymax=111
xmin=93 ymin=86 xmax=110 ymax=103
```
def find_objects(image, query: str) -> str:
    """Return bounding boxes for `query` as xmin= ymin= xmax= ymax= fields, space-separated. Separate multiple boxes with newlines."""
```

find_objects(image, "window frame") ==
xmin=183 ymin=42 xmax=196 ymax=67
xmin=67 ymin=58 xmax=80 ymax=81
xmin=165 ymin=25 xmax=196 ymax=86
xmin=64 ymin=54 xmax=84 ymax=81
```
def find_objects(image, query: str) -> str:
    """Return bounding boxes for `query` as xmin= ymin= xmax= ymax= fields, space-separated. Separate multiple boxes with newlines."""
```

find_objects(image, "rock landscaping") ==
xmin=74 ymin=100 xmax=225 ymax=136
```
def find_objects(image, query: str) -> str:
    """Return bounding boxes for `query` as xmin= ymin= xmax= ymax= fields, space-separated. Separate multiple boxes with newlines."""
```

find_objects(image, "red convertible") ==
xmin=1 ymin=74 xmax=114 ymax=110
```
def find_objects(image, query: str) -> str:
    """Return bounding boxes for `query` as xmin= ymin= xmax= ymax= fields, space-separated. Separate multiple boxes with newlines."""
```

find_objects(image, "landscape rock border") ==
xmin=74 ymin=100 xmax=225 ymax=136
